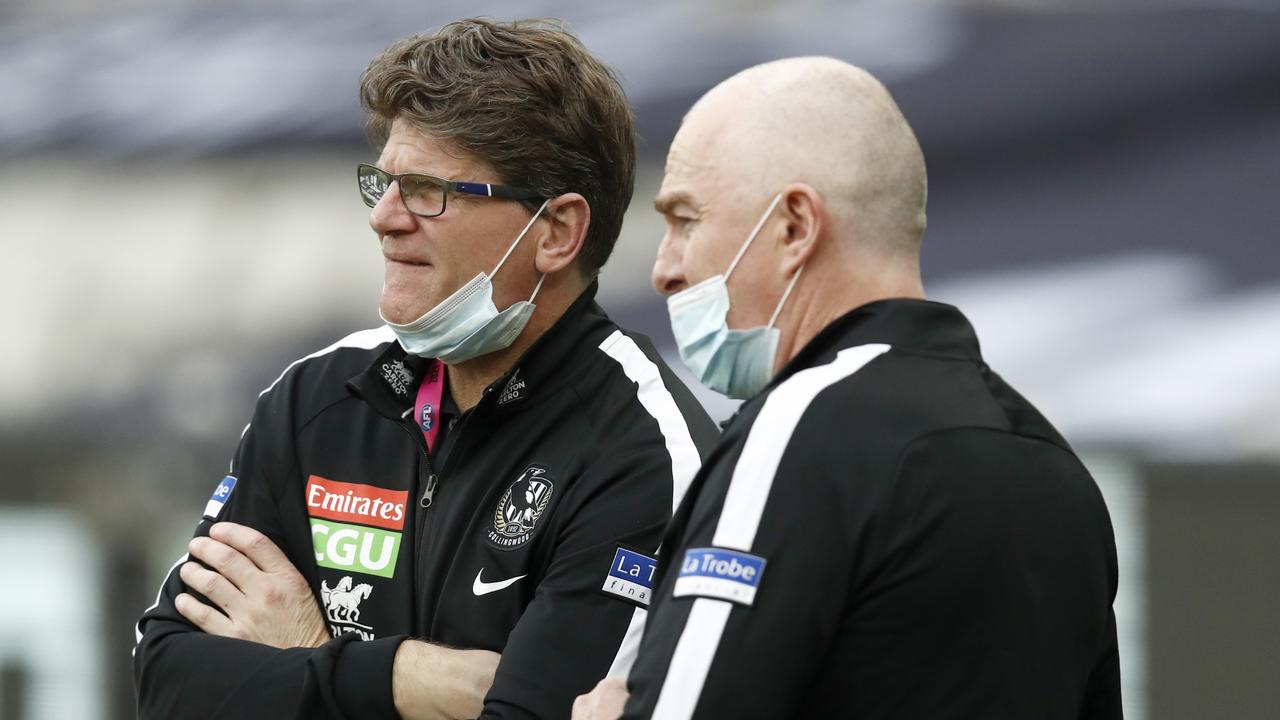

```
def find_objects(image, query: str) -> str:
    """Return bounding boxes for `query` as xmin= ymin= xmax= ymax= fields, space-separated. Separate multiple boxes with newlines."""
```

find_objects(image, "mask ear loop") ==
xmin=527 ymin=274 xmax=547 ymax=303
xmin=488 ymin=198 xmax=553 ymax=303
xmin=725 ymin=192 xmax=784 ymax=282
xmin=491 ymin=199 xmax=552 ymax=278
xmin=767 ymin=264 xmax=805 ymax=329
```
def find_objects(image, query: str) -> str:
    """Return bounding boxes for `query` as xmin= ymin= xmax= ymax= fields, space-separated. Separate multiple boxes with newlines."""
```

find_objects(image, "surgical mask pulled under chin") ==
xmin=382 ymin=199 xmax=550 ymax=364
xmin=667 ymin=193 xmax=804 ymax=399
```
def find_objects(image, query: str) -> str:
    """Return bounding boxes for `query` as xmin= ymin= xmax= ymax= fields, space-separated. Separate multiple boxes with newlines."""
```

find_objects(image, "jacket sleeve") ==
xmin=476 ymin=335 xmax=715 ymax=720
xmin=478 ymin=438 xmax=688 ymax=718
xmin=1079 ymin=610 xmax=1123 ymax=720
xmin=132 ymin=375 xmax=405 ymax=720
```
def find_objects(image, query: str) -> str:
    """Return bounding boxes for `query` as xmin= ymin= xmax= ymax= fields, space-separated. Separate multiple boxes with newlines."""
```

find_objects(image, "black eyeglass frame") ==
xmin=357 ymin=163 xmax=545 ymax=218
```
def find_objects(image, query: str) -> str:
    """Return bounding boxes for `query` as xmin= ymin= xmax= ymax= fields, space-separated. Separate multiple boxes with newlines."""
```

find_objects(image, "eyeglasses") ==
xmin=357 ymin=163 xmax=544 ymax=218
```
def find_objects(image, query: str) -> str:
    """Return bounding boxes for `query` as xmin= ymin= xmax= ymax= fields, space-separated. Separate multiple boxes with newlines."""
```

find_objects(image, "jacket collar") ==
xmin=770 ymin=298 xmax=984 ymax=388
xmin=348 ymin=281 xmax=609 ymax=420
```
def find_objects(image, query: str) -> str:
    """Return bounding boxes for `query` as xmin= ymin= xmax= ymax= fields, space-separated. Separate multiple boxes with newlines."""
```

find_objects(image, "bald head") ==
xmin=652 ymin=57 xmax=929 ymax=378
xmin=675 ymin=57 xmax=927 ymax=255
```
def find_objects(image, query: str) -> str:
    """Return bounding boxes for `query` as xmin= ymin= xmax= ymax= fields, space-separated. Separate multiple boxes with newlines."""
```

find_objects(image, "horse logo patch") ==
xmin=321 ymin=576 xmax=375 ymax=640
xmin=487 ymin=465 xmax=554 ymax=550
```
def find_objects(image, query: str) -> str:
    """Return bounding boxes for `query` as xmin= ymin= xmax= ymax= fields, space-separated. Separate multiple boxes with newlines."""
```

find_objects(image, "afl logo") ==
xmin=487 ymin=465 xmax=554 ymax=550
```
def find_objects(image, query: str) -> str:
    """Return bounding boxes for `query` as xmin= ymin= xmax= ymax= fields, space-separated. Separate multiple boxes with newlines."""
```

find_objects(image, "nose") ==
xmin=369 ymin=181 xmax=416 ymax=238
xmin=651 ymin=231 xmax=688 ymax=297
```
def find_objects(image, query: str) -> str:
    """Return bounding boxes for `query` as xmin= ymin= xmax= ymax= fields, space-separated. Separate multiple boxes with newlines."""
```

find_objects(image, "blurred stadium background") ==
xmin=2 ymin=0 xmax=1278 ymax=718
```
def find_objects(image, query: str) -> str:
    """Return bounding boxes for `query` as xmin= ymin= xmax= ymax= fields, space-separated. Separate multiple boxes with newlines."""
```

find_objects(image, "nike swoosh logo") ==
xmin=472 ymin=570 xmax=528 ymax=596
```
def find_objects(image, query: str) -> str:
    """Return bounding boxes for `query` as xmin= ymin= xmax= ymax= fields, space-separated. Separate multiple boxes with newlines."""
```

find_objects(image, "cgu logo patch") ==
xmin=487 ymin=465 xmax=554 ymax=550
xmin=321 ymin=576 xmax=375 ymax=640
xmin=307 ymin=475 xmax=407 ymax=578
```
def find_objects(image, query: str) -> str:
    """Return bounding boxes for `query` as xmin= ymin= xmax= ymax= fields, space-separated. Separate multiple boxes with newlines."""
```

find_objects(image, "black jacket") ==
xmin=623 ymin=299 xmax=1122 ymax=719
xmin=134 ymin=285 xmax=719 ymax=719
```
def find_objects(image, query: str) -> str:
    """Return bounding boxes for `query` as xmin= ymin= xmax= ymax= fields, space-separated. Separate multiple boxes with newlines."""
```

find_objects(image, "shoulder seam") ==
xmin=255 ymin=325 xmax=395 ymax=402
xmin=233 ymin=326 xmax=395 ymax=504
xmin=238 ymin=325 xmax=394 ymax=441
xmin=595 ymin=329 xmax=702 ymax=513
xmin=888 ymin=425 xmax=1081 ymax=487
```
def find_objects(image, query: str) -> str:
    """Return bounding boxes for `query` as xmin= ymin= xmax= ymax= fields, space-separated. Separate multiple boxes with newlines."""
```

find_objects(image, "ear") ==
xmin=534 ymin=192 xmax=591 ymax=275
xmin=777 ymin=183 xmax=824 ymax=275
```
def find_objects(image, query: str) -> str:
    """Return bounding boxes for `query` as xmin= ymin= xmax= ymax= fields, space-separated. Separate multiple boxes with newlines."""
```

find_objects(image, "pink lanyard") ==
xmin=413 ymin=359 xmax=445 ymax=452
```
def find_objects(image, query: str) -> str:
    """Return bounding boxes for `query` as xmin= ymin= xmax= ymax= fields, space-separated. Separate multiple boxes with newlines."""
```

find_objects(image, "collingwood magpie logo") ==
xmin=321 ymin=576 xmax=375 ymax=640
xmin=487 ymin=465 xmax=554 ymax=549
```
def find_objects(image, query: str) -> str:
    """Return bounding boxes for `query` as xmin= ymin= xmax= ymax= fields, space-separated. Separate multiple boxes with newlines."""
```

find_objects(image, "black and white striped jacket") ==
xmin=623 ymin=299 xmax=1122 ymax=720
xmin=133 ymin=284 xmax=719 ymax=719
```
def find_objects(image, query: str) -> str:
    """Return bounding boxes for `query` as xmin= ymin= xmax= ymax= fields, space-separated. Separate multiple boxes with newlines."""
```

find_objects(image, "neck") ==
xmin=445 ymin=275 xmax=587 ymax=412
xmin=773 ymin=256 xmax=923 ymax=372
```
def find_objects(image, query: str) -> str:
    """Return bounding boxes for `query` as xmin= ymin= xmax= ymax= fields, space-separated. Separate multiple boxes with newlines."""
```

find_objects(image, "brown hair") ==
xmin=360 ymin=18 xmax=636 ymax=275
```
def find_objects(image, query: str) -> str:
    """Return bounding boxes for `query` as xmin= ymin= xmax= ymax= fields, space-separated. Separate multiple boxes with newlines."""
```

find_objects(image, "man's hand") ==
xmin=572 ymin=678 xmax=629 ymax=720
xmin=392 ymin=640 xmax=501 ymax=720
xmin=175 ymin=521 xmax=330 ymax=649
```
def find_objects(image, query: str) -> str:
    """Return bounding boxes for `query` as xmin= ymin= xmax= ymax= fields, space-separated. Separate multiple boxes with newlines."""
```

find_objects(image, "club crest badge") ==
xmin=487 ymin=465 xmax=554 ymax=550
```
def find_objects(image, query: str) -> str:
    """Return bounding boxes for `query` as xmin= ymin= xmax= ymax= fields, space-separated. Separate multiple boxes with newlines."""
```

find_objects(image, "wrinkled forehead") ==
xmin=377 ymin=117 xmax=486 ymax=178
xmin=659 ymin=108 xmax=742 ymax=209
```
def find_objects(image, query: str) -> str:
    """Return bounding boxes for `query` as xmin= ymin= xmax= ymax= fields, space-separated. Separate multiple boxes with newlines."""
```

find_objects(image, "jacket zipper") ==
xmin=396 ymin=413 xmax=439 ymax=635
xmin=396 ymin=418 xmax=439 ymax=508
xmin=401 ymin=381 xmax=497 ymax=509
xmin=406 ymin=384 xmax=495 ymax=633
xmin=421 ymin=471 xmax=439 ymax=507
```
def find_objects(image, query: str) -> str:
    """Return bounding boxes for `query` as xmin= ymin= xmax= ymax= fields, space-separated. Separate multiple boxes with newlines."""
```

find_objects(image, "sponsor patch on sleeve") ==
xmin=600 ymin=546 xmax=657 ymax=608
xmin=673 ymin=547 xmax=766 ymax=606
xmin=203 ymin=475 xmax=237 ymax=519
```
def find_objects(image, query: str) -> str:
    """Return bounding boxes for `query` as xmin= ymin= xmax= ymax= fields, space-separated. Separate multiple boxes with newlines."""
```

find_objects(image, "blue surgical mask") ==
xmin=667 ymin=193 xmax=805 ymax=399
xmin=382 ymin=199 xmax=551 ymax=364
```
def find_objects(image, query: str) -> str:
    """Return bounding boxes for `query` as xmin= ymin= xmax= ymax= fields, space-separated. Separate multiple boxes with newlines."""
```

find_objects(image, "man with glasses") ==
xmin=134 ymin=19 xmax=717 ymax=719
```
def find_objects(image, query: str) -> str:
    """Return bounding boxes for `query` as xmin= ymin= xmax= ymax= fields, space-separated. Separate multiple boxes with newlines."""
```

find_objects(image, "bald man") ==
xmin=573 ymin=57 xmax=1121 ymax=719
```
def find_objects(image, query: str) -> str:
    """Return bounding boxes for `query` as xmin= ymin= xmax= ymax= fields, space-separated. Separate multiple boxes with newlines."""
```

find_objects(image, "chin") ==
xmin=379 ymin=293 xmax=433 ymax=325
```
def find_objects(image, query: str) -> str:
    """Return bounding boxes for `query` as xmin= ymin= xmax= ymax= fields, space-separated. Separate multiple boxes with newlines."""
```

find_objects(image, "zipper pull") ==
xmin=420 ymin=473 xmax=439 ymax=508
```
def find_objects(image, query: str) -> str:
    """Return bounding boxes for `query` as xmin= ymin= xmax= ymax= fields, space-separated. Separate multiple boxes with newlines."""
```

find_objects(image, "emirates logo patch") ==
xmin=487 ymin=465 xmax=554 ymax=550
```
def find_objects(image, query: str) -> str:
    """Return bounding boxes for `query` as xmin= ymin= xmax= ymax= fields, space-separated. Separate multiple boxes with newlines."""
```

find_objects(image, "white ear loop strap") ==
xmin=767 ymin=264 xmax=805 ymax=328
xmin=488 ymin=198 xmax=552 ymax=303
xmin=528 ymin=273 xmax=547 ymax=303
xmin=725 ymin=192 xmax=784 ymax=282
xmin=490 ymin=198 xmax=552 ymax=277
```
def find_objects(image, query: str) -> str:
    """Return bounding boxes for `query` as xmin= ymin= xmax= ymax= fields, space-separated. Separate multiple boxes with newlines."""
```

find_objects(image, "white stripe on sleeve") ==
xmin=649 ymin=343 xmax=890 ymax=720
xmin=598 ymin=330 xmax=703 ymax=511
xmin=597 ymin=330 xmax=705 ymax=679
xmin=133 ymin=552 xmax=189 ymax=652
